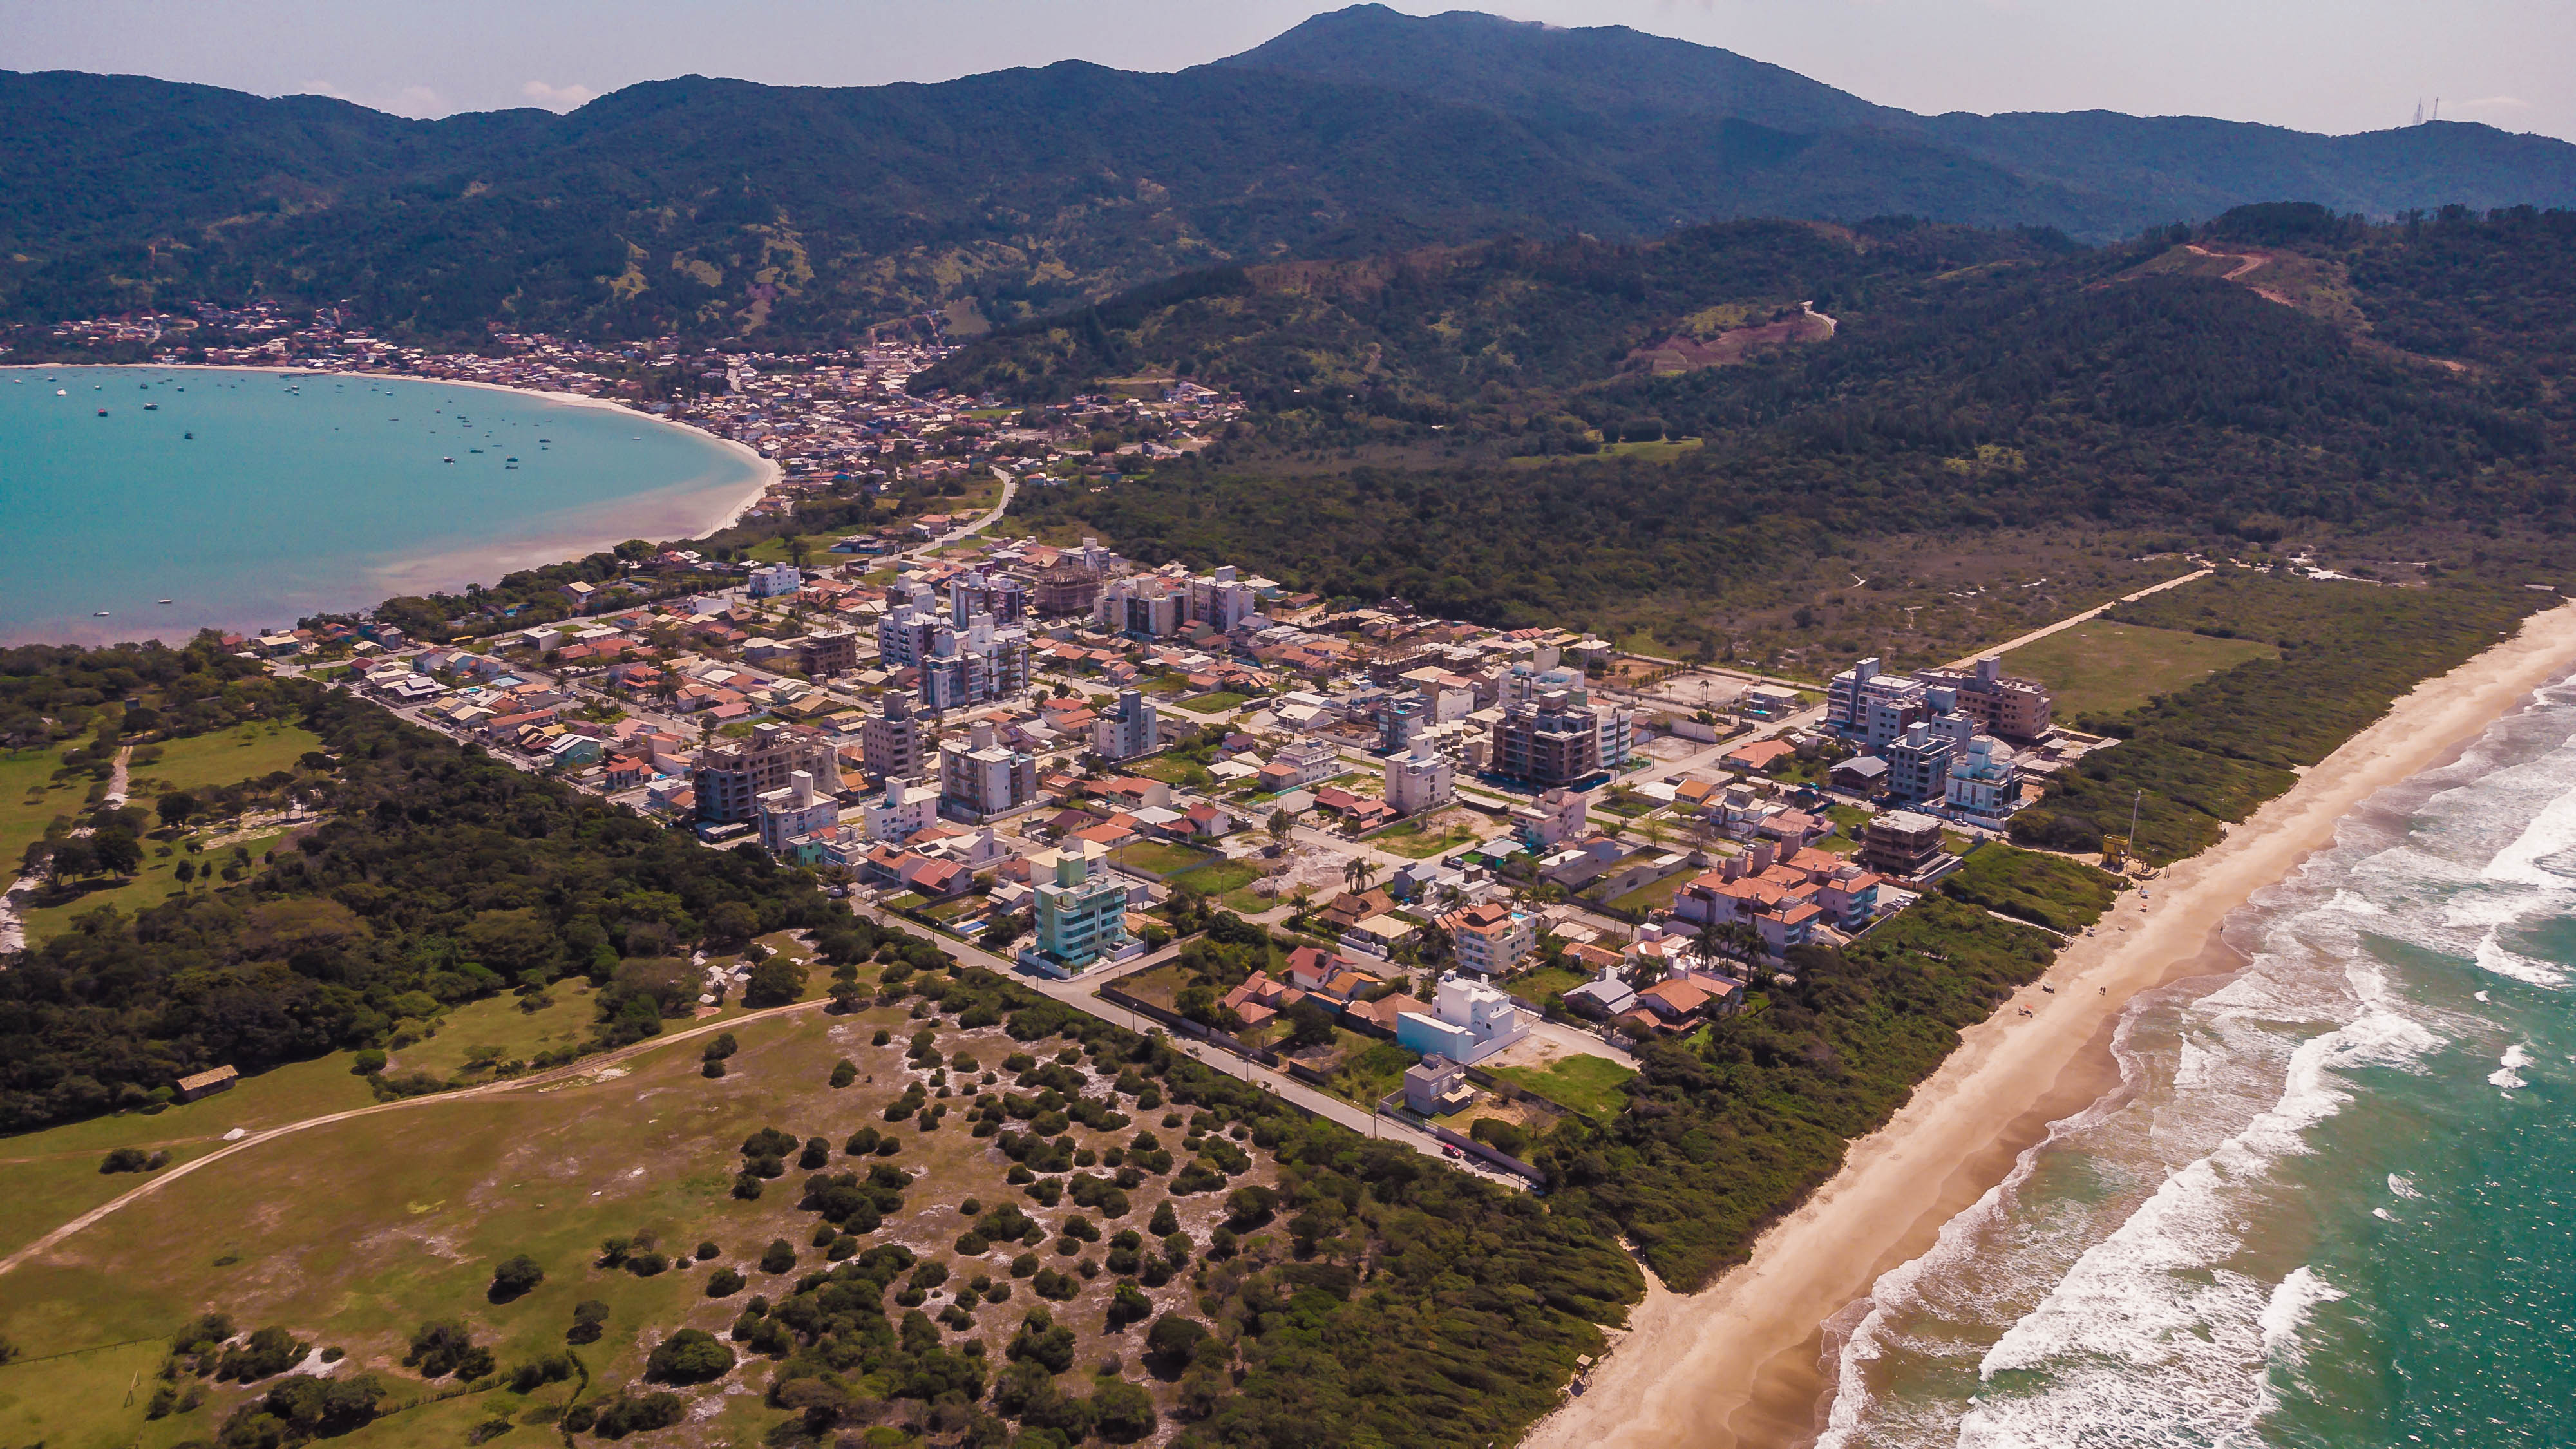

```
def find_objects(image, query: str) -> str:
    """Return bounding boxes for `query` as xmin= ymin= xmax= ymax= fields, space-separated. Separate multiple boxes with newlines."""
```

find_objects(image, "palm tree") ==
xmin=1343 ymin=855 xmax=1379 ymax=897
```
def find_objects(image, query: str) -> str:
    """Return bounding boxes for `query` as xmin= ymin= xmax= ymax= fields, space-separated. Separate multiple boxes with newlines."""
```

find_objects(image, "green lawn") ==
xmin=1502 ymin=965 xmax=1586 ymax=1002
xmin=1131 ymin=755 xmax=1214 ymax=788
xmin=19 ymin=827 xmax=285 ymax=946
xmin=1173 ymin=692 xmax=1251 ymax=715
xmin=386 ymin=986 xmax=607 ymax=1083
xmin=0 ymin=744 xmax=90 ymax=880
xmin=1372 ymin=819 xmax=1481 ymax=860
xmin=1603 ymin=870 xmax=1692 ymax=917
xmin=0 ymin=989 xmax=1238 ymax=1449
xmin=126 ymin=721 xmax=327 ymax=800
xmin=1171 ymin=857 xmax=1261 ymax=898
xmin=2003 ymin=620 xmax=2278 ymax=721
xmin=1325 ymin=1040 xmax=1418 ymax=1110
xmin=1490 ymin=1055 xmax=1638 ymax=1119
xmin=1112 ymin=840 xmax=1219 ymax=876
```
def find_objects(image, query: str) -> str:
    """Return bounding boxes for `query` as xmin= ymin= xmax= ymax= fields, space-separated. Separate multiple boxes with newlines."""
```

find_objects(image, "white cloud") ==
xmin=521 ymin=80 xmax=598 ymax=112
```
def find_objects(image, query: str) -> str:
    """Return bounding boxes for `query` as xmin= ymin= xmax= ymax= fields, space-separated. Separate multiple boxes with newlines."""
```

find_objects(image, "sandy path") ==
xmin=1526 ymin=598 xmax=2576 ymax=1449
xmin=0 ymin=993 xmax=835 ymax=1278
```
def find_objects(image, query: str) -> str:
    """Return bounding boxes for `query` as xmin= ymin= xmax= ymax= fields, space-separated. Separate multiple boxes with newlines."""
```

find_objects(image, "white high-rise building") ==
xmin=1384 ymin=737 xmax=1454 ymax=815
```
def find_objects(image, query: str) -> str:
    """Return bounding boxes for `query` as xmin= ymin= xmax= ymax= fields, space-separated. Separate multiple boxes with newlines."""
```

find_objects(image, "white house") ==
xmin=1396 ymin=972 xmax=1533 ymax=1065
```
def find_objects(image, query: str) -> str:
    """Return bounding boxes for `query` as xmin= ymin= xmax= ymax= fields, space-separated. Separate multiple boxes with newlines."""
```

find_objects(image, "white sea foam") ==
xmin=2488 ymin=1042 xmax=2532 ymax=1090
xmin=2472 ymin=929 xmax=2568 ymax=988
xmin=2257 ymin=1265 xmax=2345 ymax=1367
xmin=2324 ymin=889 xmax=2385 ymax=915
xmin=1961 ymin=1008 xmax=2438 ymax=1447
xmin=2479 ymin=779 xmax=2576 ymax=887
xmin=2387 ymin=1172 xmax=2422 ymax=1199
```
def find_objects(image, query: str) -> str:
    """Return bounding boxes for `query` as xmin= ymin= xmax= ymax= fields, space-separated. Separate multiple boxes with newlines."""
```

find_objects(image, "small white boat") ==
xmin=54 ymin=388 xmax=66 ymax=396
xmin=443 ymin=456 xmax=455 ymax=463
xmin=157 ymin=599 xmax=173 ymax=605
xmin=93 ymin=611 xmax=110 ymax=618
xmin=144 ymin=402 xmax=158 ymax=410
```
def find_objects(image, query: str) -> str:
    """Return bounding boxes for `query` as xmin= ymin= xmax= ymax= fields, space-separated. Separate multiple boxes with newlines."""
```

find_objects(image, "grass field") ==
xmin=1171 ymin=692 xmax=1251 ymax=715
xmin=1502 ymin=965 xmax=1586 ymax=1003
xmin=0 ymin=980 xmax=1265 ymax=1449
xmin=1371 ymin=817 xmax=1481 ymax=860
xmin=18 ymin=827 xmax=285 ymax=947
xmin=1110 ymin=840 xmax=1218 ymax=877
xmin=1602 ymin=871 xmax=1692 ymax=917
xmin=0 ymin=744 xmax=90 ymax=881
xmin=1170 ymin=857 xmax=1261 ymax=899
xmin=1490 ymin=1056 xmax=1637 ymax=1120
xmin=1128 ymin=755 xmax=1213 ymax=788
xmin=2002 ymin=620 xmax=2278 ymax=721
xmin=126 ymin=722 xmax=327 ymax=802
xmin=383 ymin=987 xmax=607 ymax=1083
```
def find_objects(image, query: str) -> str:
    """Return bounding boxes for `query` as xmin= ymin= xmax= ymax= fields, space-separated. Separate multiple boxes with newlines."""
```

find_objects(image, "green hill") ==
xmin=8 ymin=6 xmax=2574 ymax=345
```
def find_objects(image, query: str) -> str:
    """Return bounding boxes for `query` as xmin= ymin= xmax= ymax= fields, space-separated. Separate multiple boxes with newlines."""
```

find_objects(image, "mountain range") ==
xmin=5 ymin=4 xmax=2573 ymax=343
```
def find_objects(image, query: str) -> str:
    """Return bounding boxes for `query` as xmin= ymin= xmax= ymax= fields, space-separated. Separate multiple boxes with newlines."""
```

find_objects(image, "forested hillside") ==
xmin=8 ymin=6 xmax=2573 ymax=345
xmin=999 ymin=205 xmax=2575 ymax=650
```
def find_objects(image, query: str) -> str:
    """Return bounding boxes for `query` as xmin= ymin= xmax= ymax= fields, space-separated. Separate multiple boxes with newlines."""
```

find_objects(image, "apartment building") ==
xmin=920 ymin=614 xmax=1031 ymax=709
xmin=947 ymin=569 xmax=1029 ymax=626
xmin=794 ymin=628 xmax=858 ymax=679
xmin=1884 ymin=703 xmax=1978 ymax=802
xmin=693 ymin=724 xmax=842 ymax=826
xmin=1027 ymin=847 xmax=1132 ymax=973
xmin=1917 ymin=655 xmax=2054 ymax=740
xmin=1945 ymin=735 xmax=2022 ymax=819
xmin=859 ymin=694 xmax=925 ymax=780
xmin=861 ymin=775 xmax=940 ymax=842
xmin=1490 ymin=687 xmax=1633 ymax=785
xmin=1383 ymin=737 xmax=1455 ymax=815
xmin=1435 ymin=902 xmax=1537 ymax=978
xmin=940 ymin=719 xmax=1038 ymax=819
xmin=1861 ymin=810 xmax=1946 ymax=879
xmin=1097 ymin=576 xmax=1181 ymax=638
xmin=755 ymin=770 xmax=840 ymax=855
xmin=1092 ymin=688 xmax=1160 ymax=762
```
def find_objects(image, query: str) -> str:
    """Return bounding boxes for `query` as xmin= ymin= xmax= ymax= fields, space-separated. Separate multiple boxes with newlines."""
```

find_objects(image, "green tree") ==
xmin=487 ymin=1254 xmax=545 ymax=1302
xmin=156 ymin=790 xmax=198 ymax=828
xmin=743 ymin=956 xmax=806 ymax=1007
xmin=644 ymin=1328 xmax=735 ymax=1384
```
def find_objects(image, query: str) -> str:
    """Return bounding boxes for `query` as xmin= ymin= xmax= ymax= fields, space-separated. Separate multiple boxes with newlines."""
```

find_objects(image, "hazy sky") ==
xmin=4 ymin=0 xmax=2570 ymax=142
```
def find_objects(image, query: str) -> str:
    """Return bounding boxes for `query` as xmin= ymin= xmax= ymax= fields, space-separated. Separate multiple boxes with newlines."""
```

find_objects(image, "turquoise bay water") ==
xmin=1821 ymin=671 xmax=2576 ymax=1447
xmin=0 ymin=366 xmax=766 ymax=645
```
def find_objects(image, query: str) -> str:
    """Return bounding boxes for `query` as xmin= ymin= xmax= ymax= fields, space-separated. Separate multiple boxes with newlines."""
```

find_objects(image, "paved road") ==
xmin=849 ymin=904 xmax=1526 ymax=1188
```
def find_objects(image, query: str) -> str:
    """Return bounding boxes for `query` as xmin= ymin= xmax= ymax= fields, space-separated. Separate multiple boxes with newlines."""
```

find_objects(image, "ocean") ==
xmin=1819 ymin=670 xmax=2576 ymax=1447
xmin=0 ymin=366 xmax=768 ymax=645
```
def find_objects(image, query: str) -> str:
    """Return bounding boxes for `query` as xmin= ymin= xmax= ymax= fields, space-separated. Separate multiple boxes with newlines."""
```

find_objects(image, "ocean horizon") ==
xmin=0 ymin=365 xmax=770 ymax=647
xmin=1818 ymin=667 xmax=2576 ymax=1448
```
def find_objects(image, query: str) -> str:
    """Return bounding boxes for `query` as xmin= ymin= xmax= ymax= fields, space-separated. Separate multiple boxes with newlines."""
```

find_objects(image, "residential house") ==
xmin=1435 ymin=901 xmax=1538 ymax=978
xmin=1395 ymin=972 xmax=1533 ymax=1065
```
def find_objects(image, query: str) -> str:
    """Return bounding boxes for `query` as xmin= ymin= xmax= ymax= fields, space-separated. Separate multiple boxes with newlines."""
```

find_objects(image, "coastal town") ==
xmin=226 ymin=493 xmax=2108 ymax=1180
xmin=32 ymin=298 xmax=1244 ymax=531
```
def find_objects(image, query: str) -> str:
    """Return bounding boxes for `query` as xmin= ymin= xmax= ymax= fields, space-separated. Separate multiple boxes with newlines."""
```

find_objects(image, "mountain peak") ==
xmin=1211 ymin=3 xmax=1901 ymax=134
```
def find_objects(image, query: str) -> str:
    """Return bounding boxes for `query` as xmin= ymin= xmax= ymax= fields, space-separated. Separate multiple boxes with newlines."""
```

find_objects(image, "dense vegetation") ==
xmin=1940 ymin=846 xmax=2124 ymax=934
xmin=1005 ymin=206 xmax=2576 ymax=650
xmin=2011 ymin=572 xmax=2548 ymax=863
xmin=0 ymin=679 xmax=836 ymax=1130
xmin=1 ymin=636 xmax=284 ymax=753
xmin=1536 ymin=897 xmax=2060 ymax=1288
xmin=10 ymin=7 xmax=2573 ymax=344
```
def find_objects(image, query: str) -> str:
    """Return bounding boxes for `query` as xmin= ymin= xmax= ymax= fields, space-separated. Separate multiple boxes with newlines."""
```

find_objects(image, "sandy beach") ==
xmin=1526 ymin=596 xmax=2576 ymax=1449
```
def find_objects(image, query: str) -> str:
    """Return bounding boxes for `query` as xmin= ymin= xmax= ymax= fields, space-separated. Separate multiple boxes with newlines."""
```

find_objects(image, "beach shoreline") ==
xmin=6 ymin=363 xmax=780 ymax=638
xmin=1524 ymin=597 xmax=2576 ymax=1449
